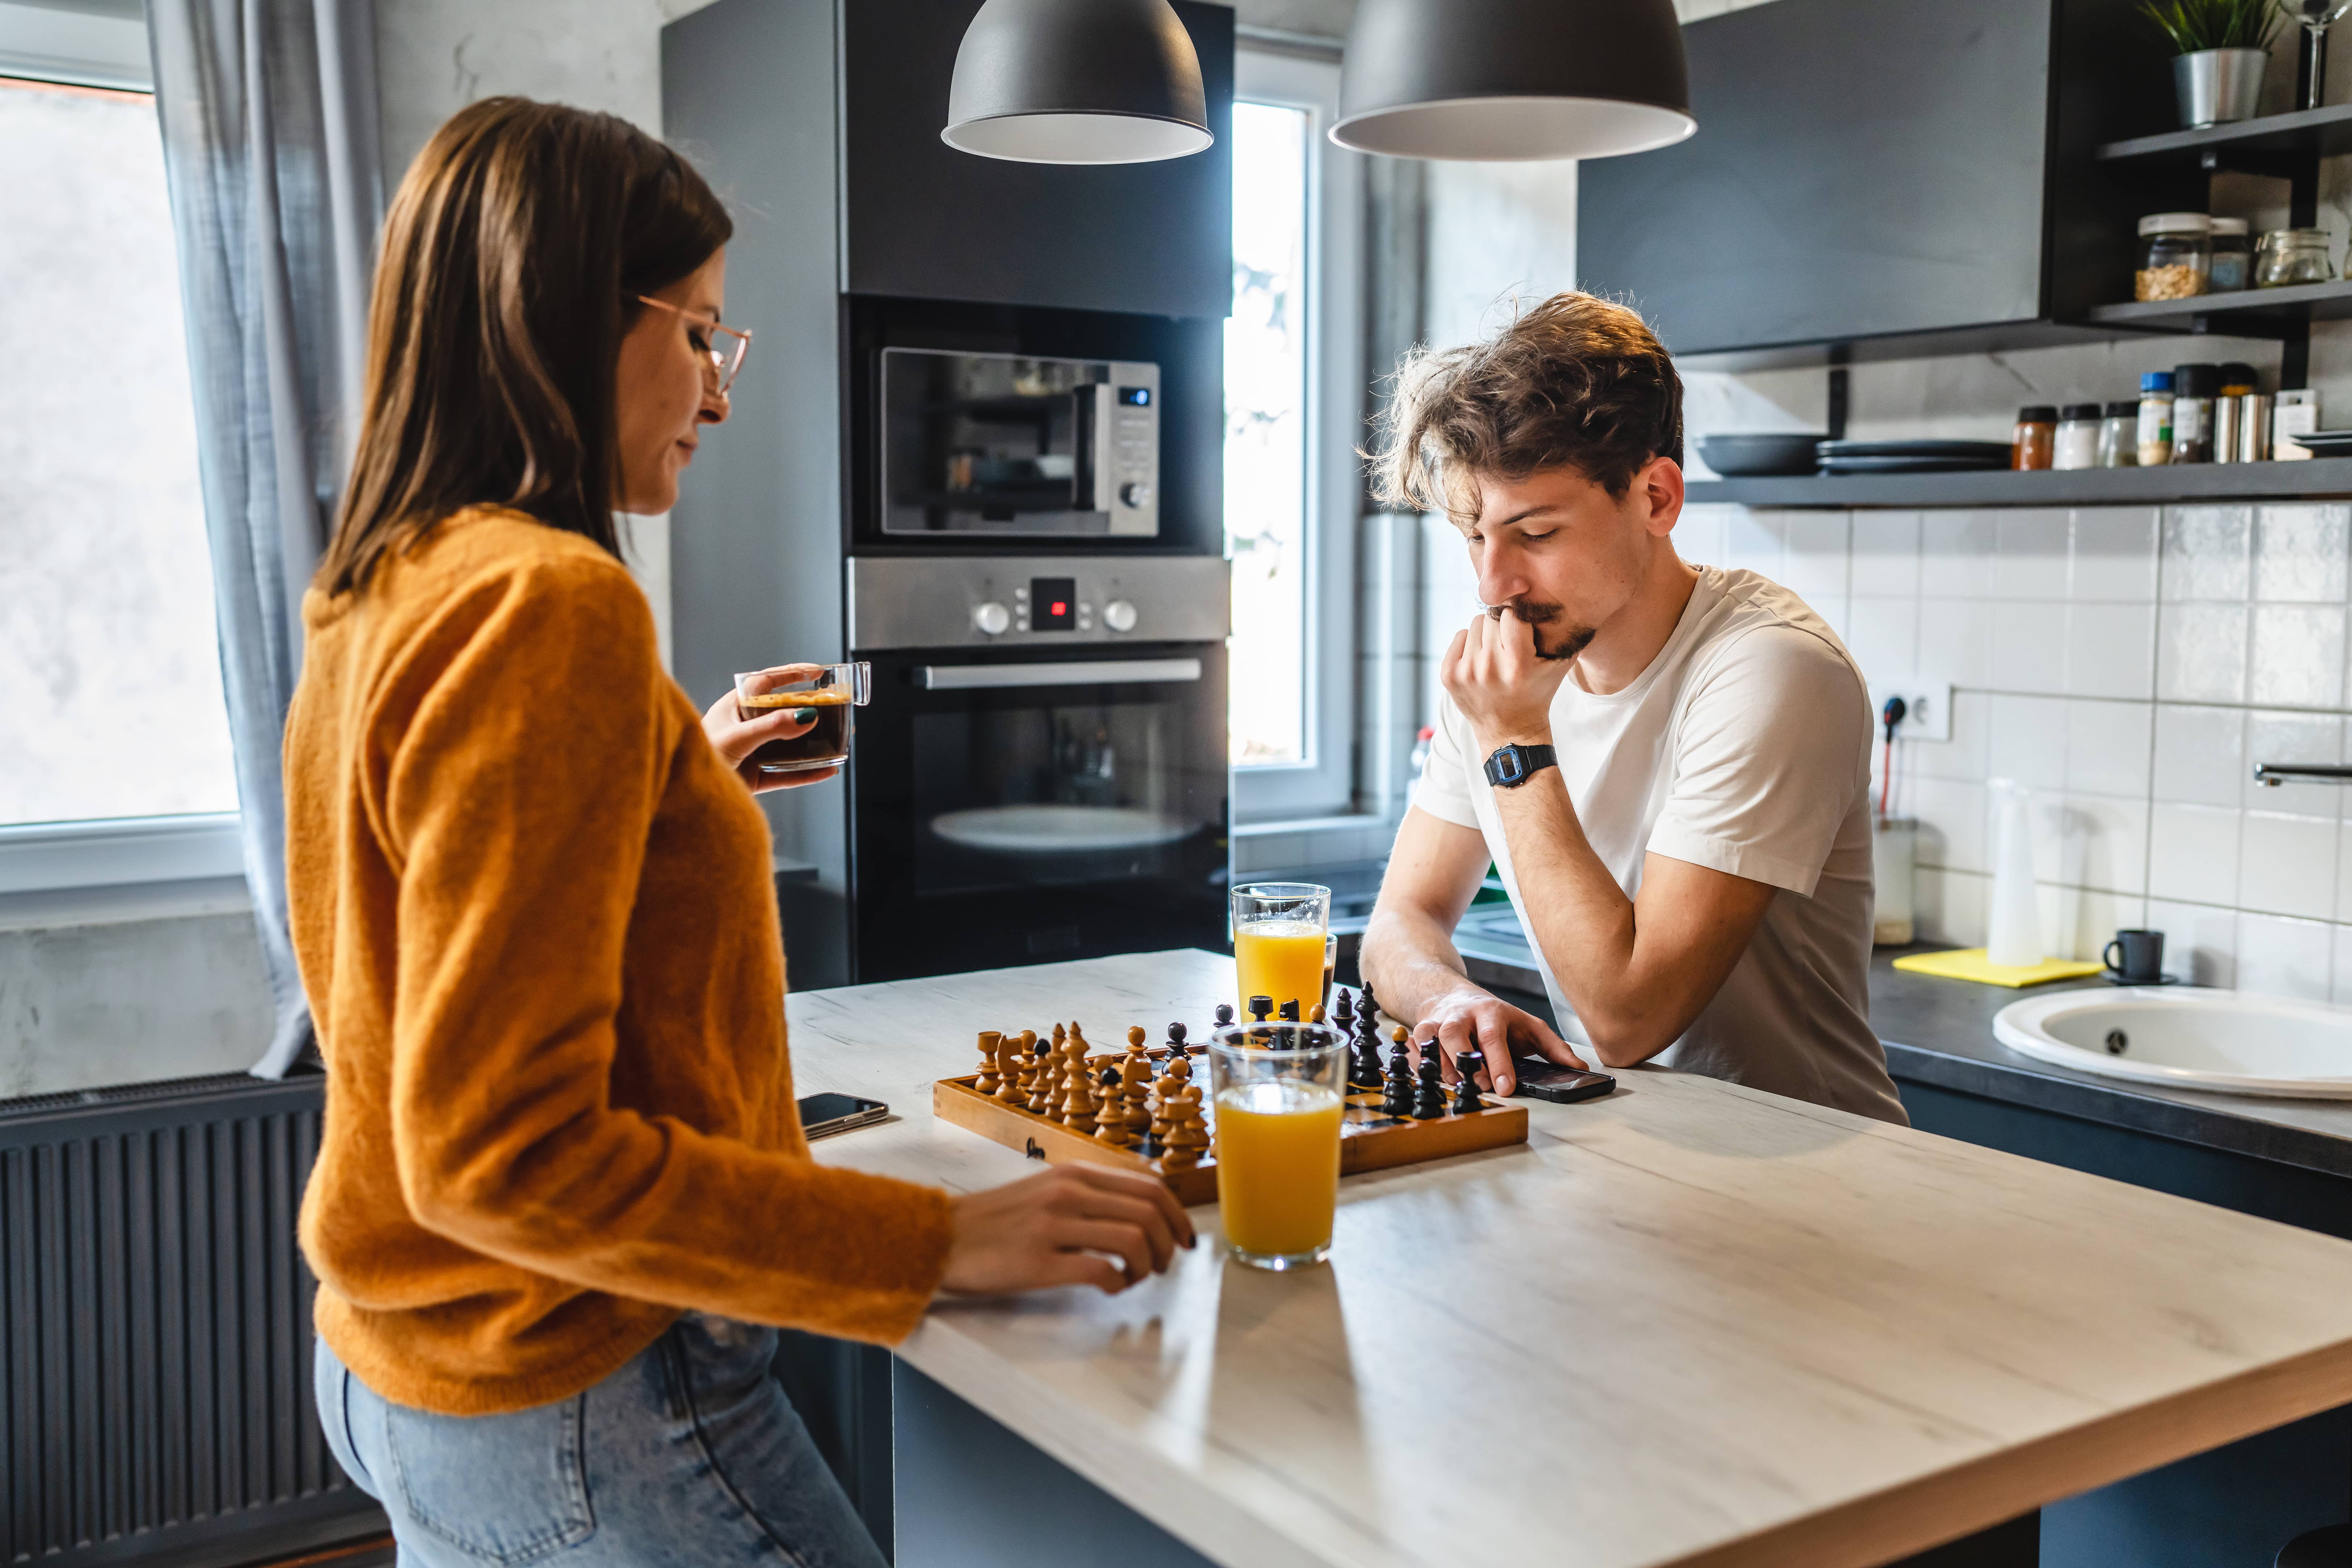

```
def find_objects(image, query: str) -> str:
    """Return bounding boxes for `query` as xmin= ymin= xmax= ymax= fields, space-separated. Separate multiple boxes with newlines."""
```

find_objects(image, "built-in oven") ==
xmin=846 ymin=555 xmax=1229 ymax=983
xmin=878 ymin=347 xmax=1162 ymax=540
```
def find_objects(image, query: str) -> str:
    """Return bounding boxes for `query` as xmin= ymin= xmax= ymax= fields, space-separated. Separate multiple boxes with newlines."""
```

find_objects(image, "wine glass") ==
xmin=2279 ymin=0 xmax=2352 ymax=110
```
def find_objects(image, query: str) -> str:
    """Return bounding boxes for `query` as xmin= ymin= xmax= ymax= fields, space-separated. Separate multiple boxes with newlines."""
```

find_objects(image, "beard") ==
xmin=1487 ymin=599 xmax=1596 ymax=662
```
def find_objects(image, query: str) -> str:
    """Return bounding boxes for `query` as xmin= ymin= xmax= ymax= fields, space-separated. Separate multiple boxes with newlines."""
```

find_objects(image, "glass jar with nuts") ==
xmin=2135 ymin=212 xmax=2211 ymax=302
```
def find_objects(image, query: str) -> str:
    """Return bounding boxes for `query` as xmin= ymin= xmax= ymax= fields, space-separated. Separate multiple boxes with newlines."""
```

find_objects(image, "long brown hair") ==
xmin=319 ymin=97 xmax=733 ymax=595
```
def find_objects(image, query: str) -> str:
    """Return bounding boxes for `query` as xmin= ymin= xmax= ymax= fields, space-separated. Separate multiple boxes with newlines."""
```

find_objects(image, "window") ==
xmin=0 ymin=20 xmax=239 ymax=854
xmin=1226 ymin=48 xmax=1362 ymax=823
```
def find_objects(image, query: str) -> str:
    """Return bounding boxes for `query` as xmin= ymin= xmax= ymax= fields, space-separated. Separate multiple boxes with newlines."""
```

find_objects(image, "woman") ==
xmin=290 ymin=98 xmax=1190 ymax=1567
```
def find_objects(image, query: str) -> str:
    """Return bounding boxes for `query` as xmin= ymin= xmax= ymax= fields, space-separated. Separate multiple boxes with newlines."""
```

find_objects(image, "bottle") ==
xmin=2215 ymin=364 xmax=2256 ymax=463
xmin=2137 ymin=372 xmax=2174 ymax=466
xmin=2208 ymin=217 xmax=2253 ymax=291
xmin=2098 ymin=400 xmax=2139 ymax=467
xmin=2012 ymin=405 xmax=2058 ymax=471
xmin=2171 ymin=364 xmax=2219 ymax=464
xmin=2054 ymin=403 xmax=2102 ymax=470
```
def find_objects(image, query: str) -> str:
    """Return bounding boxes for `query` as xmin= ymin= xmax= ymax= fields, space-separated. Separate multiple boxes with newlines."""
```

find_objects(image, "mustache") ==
xmin=1479 ymin=598 xmax=1593 ymax=662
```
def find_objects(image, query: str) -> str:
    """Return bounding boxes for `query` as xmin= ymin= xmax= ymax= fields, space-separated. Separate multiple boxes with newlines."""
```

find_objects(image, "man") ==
xmin=1359 ymin=293 xmax=1905 ymax=1125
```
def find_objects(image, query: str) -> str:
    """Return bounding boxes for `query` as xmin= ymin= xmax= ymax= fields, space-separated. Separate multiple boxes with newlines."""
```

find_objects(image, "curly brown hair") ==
xmin=1371 ymin=292 xmax=1683 ymax=521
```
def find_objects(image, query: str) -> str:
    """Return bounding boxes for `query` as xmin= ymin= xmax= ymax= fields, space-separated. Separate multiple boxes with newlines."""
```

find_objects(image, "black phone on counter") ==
xmin=1510 ymin=1058 xmax=1617 ymax=1104
xmin=798 ymin=1092 xmax=890 ymax=1140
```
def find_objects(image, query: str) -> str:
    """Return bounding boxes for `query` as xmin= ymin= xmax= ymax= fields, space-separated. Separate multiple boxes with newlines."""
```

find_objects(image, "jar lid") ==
xmin=2018 ymin=405 xmax=2060 ymax=422
xmin=2220 ymin=361 xmax=2259 ymax=389
xmin=2260 ymin=228 xmax=2331 ymax=243
xmin=2210 ymin=216 xmax=2251 ymax=237
xmin=2138 ymin=212 xmax=2212 ymax=236
xmin=2140 ymin=371 xmax=2175 ymax=392
xmin=2061 ymin=402 xmax=2103 ymax=420
xmin=2104 ymin=400 xmax=2140 ymax=417
xmin=2175 ymin=364 xmax=2220 ymax=396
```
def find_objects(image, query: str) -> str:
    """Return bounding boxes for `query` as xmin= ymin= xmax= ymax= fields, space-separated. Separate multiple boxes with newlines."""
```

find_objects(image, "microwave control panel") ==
xmin=848 ymin=556 xmax=1229 ymax=652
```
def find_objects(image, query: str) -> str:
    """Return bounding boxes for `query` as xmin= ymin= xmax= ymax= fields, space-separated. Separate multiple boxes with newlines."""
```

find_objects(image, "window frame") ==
xmin=0 ymin=23 xmax=246 ymax=896
xmin=1228 ymin=46 xmax=1364 ymax=825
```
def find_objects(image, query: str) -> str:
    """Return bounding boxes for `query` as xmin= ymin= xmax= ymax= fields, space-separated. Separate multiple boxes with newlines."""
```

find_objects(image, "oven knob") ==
xmin=1118 ymin=481 xmax=1153 ymax=509
xmin=1103 ymin=599 xmax=1138 ymax=633
xmin=972 ymin=601 xmax=1011 ymax=636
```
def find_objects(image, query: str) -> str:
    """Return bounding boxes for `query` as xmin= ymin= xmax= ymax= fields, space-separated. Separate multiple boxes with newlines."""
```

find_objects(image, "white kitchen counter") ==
xmin=788 ymin=948 xmax=2352 ymax=1568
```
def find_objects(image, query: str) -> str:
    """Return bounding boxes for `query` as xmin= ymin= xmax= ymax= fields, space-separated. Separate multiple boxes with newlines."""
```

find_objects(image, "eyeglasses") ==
xmin=633 ymin=294 xmax=751 ymax=395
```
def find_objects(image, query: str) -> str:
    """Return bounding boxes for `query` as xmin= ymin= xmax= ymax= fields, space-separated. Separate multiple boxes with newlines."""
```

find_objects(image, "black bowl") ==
xmin=1696 ymin=432 xmax=1827 ymax=477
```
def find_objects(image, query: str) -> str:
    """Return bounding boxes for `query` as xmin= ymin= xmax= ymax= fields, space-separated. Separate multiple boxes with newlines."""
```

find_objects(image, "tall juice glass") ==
xmin=1231 ymin=882 xmax=1332 ymax=1018
xmin=1209 ymin=1022 xmax=1347 ymax=1270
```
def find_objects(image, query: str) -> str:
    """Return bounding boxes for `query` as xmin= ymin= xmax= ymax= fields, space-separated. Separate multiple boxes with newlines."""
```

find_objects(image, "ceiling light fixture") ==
xmin=1331 ymin=0 xmax=1695 ymax=163
xmin=942 ymin=0 xmax=1212 ymax=166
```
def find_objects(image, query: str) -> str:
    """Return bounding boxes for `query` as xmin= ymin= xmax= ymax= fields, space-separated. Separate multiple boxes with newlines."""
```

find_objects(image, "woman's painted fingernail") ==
xmin=792 ymin=708 xmax=816 ymax=723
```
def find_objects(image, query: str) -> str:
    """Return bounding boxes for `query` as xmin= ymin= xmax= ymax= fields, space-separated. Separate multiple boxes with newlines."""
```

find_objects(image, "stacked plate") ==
xmin=1817 ymin=440 xmax=2014 ymax=475
xmin=2286 ymin=429 xmax=2352 ymax=458
xmin=1695 ymin=432 xmax=1825 ymax=477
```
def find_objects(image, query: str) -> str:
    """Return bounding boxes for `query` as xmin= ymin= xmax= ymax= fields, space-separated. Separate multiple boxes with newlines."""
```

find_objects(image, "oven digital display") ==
xmin=1031 ymin=577 xmax=1077 ymax=631
xmin=1117 ymin=386 xmax=1151 ymax=406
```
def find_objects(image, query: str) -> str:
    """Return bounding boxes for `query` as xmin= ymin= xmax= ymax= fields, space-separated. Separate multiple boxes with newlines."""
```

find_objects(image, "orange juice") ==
xmin=1234 ymin=919 xmax=1327 ymax=1016
xmin=1214 ymin=1079 xmax=1344 ymax=1261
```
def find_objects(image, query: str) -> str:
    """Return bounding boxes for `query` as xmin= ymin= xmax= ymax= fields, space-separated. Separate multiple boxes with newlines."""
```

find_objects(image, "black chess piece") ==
xmin=1248 ymin=995 xmax=1274 ymax=1023
xmin=1452 ymin=1049 xmax=1485 ymax=1115
xmin=1359 ymin=981 xmax=1378 ymax=1023
xmin=1214 ymin=1002 xmax=1235 ymax=1028
xmin=1413 ymin=1043 xmax=1447 ymax=1119
xmin=1100 ymin=1065 xmax=1122 ymax=1091
xmin=1277 ymin=998 xmax=1299 ymax=1022
xmin=1165 ymin=1020 xmax=1189 ymax=1062
xmin=1383 ymin=1031 xmax=1414 ymax=1117
xmin=1351 ymin=1006 xmax=1384 ymax=1092
xmin=1332 ymin=987 xmax=1354 ymax=1027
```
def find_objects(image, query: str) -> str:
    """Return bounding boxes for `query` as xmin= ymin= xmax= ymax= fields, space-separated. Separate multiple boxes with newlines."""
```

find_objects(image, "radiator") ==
xmin=1 ymin=1072 xmax=385 ymax=1567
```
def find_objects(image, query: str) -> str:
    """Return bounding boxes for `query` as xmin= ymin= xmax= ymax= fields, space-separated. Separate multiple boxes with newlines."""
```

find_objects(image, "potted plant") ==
xmin=2141 ymin=0 xmax=2278 ymax=125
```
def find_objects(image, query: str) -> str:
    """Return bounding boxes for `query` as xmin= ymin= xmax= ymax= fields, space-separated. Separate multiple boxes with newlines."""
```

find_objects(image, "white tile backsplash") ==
xmin=2234 ymin=912 xmax=2336 ymax=1001
xmin=2064 ymin=602 xmax=2157 ymax=700
xmin=1987 ymin=695 xmax=2068 ymax=790
xmin=2252 ymin=503 xmax=2350 ymax=604
xmin=1990 ymin=602 xmax=2069 ymax=695
xmin=1920 ymin=512 xmax=1999 ymax=599
xmin=1992 ymin=510 xmax=2070 ymax=599
xmin=1849 ymin=511 xmax=1921 ymax=597
xmin=2238 ymin=811 xmax=2340 ymax=919
xmin=2243 ymin=709 xmax=2346 ymax=813
xmin=2151 ymin=704 xmax=2246 ymax=807
xmin=2064 ymin=699 xmax=2153 ymax=799
xmin=2068 ymin=507 xmax=2160 ymax=602
xmin=2161 ymin=505 xmax=2254 ymax=601
xmin=2156 ymin=603 xmax=2251 ymax=704
xmin=2146 ymin=898 xmax=2237 ymax=986
xmin=2248 ymin=604 xmax=2347 ymax=709
xmin=2148 ymin=802 xmax=2242 ymax=907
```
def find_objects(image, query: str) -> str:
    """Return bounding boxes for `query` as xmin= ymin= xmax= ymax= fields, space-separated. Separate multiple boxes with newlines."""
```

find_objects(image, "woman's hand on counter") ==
xmin=700 ymin=677 xmax=838 ymax=793
xmin=940 ymin=1163 xmax=1194 ymax=1297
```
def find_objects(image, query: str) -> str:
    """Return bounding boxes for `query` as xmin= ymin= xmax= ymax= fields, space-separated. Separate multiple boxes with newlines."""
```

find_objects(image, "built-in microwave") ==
xmin=879 ymin=347 xmax=1161 ymax=540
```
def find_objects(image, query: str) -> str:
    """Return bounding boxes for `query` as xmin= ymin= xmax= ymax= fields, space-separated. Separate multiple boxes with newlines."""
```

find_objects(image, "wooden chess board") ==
xmin=932 ymin=1045 xmax=1530 ymax=1206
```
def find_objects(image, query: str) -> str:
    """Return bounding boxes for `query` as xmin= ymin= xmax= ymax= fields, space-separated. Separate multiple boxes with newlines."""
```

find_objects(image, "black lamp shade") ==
xmin=1333 ymin=0 xmax=1694 ymax=162
xmin=943 ymin=0 xmax=1212 ymax=165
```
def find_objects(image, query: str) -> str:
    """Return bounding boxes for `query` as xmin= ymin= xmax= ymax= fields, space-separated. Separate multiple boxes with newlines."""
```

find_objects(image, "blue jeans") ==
xmin=316 ymin=1314 xmax=888 ymax=1568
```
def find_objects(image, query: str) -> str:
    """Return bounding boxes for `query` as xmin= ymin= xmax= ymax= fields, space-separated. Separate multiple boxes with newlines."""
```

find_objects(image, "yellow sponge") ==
xmin=1890 ymin=948 xmax=2107 ymax=988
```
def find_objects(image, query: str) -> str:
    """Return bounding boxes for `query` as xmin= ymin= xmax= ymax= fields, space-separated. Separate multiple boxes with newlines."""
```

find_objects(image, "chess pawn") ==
xmin=1028 ymin=1030 xmax=1061 ymax=1115
xmin=1002 ymin=1030 xmax=1037 ymax=1106
xmin=1149 ymin=1059 xmax=1186 ymax=1144
xmin=1127 ymin=1024 xmax=1147 ymax=1053
xmin=1413 ymin=1041 xmax=1448 ymax=1119
xmin=1249 ymin=996 xmax=1274 ymax=1023
xmin=1121 ymin=1047 xmax=1154 ymax=1137
xmin=1061 ymin=1037 xmax=1097 ymax=1133
xmin=975 ymin=1031 xmax=1003 ymax=1094
xmin=1453 ymin=1048 xmax=1486 ymax=1116
xmin=1332 ymin=987 xmax=1354 ymax=1028
xmin=1162 ymin=1087 xmax=1210 ymax=1168
xmin=1094 ymin=1065 xmax=1131 ymax=1148
xmin=1383 ymin=1027 xmax=1415 ymax=1117
xmin=1214 ymin=1002 xmax=1235 ymax=1028
xmin=1308 ymin=1002 xmax=1325 ymax=1024
xmin=1163 ymin=1020 xmax=1189 ymax=1066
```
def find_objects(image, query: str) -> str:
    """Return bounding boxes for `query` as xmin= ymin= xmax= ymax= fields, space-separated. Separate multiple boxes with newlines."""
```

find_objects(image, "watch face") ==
xmin=1492 ymin=748 xmax=1526 ymax=782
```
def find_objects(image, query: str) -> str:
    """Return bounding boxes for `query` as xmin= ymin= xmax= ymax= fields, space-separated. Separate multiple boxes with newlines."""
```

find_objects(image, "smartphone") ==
xmin=1510 ymin=1058 xmax=1617 ymax=1104
xmin=798 ymin=1092 xmax=890 ymax=1140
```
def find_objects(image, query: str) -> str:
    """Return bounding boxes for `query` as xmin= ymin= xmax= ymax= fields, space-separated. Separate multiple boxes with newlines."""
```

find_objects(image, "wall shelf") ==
xmin=2082 ymin=278 xmax=2352 ymax=337
xmin=2096 ymin=103 xmax=2352 ymax=164
xmin=1686 ymin=457 xmax=2352 ymax=509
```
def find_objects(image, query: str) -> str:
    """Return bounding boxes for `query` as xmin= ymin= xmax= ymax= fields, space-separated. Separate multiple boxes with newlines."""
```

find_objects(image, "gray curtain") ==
xmin=147 ymin=0 xmax=383 ymax=1078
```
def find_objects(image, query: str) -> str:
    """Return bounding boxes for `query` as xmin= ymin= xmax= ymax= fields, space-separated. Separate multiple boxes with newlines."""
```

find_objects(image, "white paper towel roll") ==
xmin=1986 ymin=779 xmax=2042 ymax=967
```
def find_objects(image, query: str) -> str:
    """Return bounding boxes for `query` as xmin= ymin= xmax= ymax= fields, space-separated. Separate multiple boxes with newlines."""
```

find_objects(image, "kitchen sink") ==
xmin=1992 ymin=988 xmax=2352 ymax=1099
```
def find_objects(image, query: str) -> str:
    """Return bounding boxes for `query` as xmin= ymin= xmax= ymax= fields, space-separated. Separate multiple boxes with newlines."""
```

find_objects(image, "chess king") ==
xmin=1358 ymin=293 xmax=1906 ymax=1127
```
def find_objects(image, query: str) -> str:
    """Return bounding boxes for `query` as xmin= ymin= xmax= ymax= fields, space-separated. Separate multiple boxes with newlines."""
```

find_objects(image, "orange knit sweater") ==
xmin=286 ymin=507 xmax=951 ymax=1416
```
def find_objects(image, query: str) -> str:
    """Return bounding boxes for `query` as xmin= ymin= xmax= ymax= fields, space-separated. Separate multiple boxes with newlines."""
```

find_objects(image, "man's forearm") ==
xmin=1359 ymin=903 xmax=1479 ymax=1028
xmin=1486 ymin=773 xmax=1663 ymax=1060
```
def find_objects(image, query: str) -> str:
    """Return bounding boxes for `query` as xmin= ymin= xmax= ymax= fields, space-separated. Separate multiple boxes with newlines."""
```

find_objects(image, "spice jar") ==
xmin=2013 ymin=405 xmax=2058 ymax=471
xmin=2055 ymin=403 xmax=2103 ymax=470
xmin=2098 ymin=400 xmax=2139 ymax=467
xmin=2137 ymin=372 xmax=2175 ymax=466
xmin=2255 ymin=229 xmax=2335 ymax=287
xmin=2208 ymin=217 xmax=2253 ymax=291
xmin=2172 ymin=364 xmax=2219 ymax=464
xmin=2136 ymin=213 xmax=2211 ymax=301
xmin=2216 ymin=364 xmax=2258 ymax=463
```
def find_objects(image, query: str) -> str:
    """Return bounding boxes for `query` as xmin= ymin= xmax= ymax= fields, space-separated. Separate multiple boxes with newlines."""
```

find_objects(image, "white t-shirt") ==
xmin=1414 ymin=565 xmax=1906 ymax=1125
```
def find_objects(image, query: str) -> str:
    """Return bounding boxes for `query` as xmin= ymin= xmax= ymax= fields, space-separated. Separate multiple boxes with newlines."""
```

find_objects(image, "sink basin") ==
xmin=1992 ymin=988 xmax=2352 ymax=1099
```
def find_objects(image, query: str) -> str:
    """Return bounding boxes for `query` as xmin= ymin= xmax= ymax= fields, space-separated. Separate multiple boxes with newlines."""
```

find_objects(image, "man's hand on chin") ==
xmin=1442 ymin=607 xmax=1578 ymax=751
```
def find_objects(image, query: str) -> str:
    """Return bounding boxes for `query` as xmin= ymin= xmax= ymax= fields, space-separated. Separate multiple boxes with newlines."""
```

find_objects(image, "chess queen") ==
xmin=284 ymin=100 xmax=1190 ymax=1568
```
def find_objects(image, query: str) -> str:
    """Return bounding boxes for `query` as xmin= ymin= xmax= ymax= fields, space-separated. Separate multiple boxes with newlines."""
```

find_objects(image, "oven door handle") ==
xmin=919 ymin=657 xmax=1203 ymax=691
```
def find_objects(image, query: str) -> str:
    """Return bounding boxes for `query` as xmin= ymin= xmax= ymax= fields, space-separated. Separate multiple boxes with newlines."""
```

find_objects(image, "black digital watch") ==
xmin=1482 ymin=743 xmax=1558 ymax=789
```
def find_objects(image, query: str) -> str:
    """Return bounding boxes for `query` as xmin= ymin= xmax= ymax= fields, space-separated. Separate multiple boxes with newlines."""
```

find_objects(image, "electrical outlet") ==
xmin=1868 ymin=681 xmax=1954 ymax=743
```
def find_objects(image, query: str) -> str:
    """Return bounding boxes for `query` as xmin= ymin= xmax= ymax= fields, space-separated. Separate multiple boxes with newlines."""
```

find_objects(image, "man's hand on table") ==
xmin=1420 ymin=983 xmax=1586 ymax=1096
xmin=941 ymin=1164 xmax=1194 ymax=1297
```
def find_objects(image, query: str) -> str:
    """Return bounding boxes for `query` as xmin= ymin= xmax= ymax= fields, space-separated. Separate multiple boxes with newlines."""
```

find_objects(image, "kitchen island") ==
xmin=788 ymin=948 xmax=2352 ymax=1568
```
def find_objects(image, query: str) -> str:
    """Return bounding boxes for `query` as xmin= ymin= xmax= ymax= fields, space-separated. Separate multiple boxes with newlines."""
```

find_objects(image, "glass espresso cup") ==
xmin=1208 ymin=1021 xmax=1348 ymax=1270
xmin=733 ymin=662 xmax=871 ymax=774
xmin=1230 ymin=882 xmax=1332 ymax=1019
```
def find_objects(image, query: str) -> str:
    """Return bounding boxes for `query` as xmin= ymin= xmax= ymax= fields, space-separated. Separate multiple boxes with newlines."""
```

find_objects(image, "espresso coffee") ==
xmin=740 ymin=688 xmax=854 ymax=772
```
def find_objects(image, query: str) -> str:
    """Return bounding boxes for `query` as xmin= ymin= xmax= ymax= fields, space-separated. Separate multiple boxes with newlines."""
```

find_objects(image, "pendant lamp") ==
xmin=1332 ymin=0 xmax=1694 ymax=162
xmin=943 ymin=0 xmax=1212 ymax=165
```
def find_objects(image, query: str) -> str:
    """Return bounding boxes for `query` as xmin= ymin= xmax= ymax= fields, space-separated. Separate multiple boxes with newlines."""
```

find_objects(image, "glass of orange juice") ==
xmin=1230 ymin=882 xmax=1332 ymax=1019
xmin=1208 ymin=1020 xmax=1348 ymax=1269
